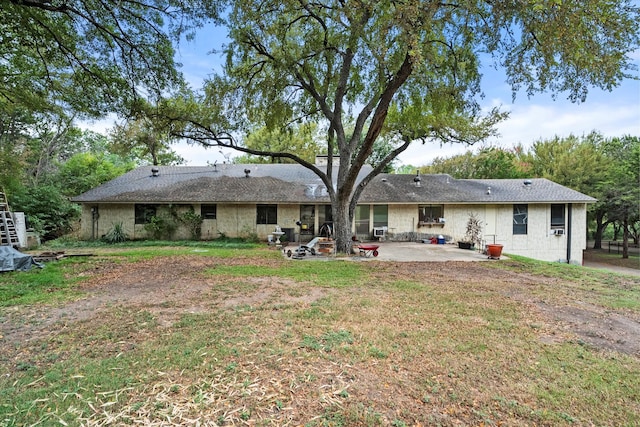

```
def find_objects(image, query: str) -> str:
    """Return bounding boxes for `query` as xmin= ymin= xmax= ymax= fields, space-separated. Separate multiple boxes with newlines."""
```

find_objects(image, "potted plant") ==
xmin=458 ymin=212 xmax=482 ymax=250
xmin=486 ymin=243 xmax=504 ymax=259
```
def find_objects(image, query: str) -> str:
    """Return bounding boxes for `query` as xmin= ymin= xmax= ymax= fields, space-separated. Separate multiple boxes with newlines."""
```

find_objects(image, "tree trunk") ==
xmin=631 ymin=222 xmax=639 ymax=245
xmin=622 ymin=216 xmax=629 ymax=259
xmin=332 ymin=192 xmax=353 ymax=254
xmin=592 ymin=211 xmax=607 ymax=249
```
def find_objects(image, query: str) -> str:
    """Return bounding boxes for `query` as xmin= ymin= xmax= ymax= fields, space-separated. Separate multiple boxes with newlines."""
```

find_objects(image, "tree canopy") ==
xmin=1 ymin=0 xmax=216 ymax=118
xmin=168 ymin=0 xmax=639 ymax=252
xmin=233 ymin=123 xmax=324 ymax=164
xmin=425 ymin=147 xmax=530 ymax=179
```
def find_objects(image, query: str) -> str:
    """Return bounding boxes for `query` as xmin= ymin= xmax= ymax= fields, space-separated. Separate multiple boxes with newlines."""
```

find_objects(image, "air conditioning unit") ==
xmin=553 ymin=229 xmax=565 ymax=235
xmin=373 ymin=227 xmax=387 ymax=238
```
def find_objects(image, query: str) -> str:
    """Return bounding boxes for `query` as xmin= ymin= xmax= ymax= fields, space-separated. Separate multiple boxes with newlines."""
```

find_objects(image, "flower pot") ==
xmin=458 ymin=241 xmax=474 ymax=250
xmin=486 ymin=244 xmax=504 ymax=259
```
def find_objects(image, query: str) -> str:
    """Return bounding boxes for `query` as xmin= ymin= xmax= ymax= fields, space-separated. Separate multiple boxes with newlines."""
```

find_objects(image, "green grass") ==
xmin=1 ymin=245 xmax=639 ymax=425
xmin=0 ymin=258 xmax=86 ymax=307
xmin=0 ymin=243 xmax=263 ymax=307
xmin=43 ymin=237 xmax=262 ymax=250
xmin=106 ymin=245 xmax=268 ymax=260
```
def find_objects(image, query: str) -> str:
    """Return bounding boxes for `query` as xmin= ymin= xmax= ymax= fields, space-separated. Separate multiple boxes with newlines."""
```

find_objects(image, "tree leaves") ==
xmin=1 ymin=0 xmax=219 ymax=118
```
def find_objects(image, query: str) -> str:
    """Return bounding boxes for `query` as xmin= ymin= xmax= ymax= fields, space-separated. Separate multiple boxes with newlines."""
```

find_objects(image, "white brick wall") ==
xmin=79 ymin=201 xmax=587 ymax=263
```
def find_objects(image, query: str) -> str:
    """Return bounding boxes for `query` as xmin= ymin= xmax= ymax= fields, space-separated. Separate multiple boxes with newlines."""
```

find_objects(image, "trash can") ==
xmin=437 ymin=235 xmax=445 ymax=244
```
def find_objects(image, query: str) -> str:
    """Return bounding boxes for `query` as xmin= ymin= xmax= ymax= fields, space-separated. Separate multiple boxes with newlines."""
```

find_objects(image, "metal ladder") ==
xmin=0 ymin=193 xmax=20 ymax=247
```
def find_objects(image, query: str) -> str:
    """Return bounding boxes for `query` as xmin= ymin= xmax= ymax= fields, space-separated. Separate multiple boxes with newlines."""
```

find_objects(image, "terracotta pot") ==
xmin=486 ymin=244 xmax=503 ymax=259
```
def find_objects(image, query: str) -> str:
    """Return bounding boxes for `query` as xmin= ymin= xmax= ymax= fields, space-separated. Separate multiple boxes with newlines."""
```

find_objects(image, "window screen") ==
xmin=513 ymin=204 xmax=528 ymax=235
xmin=551 ymin=204 xmax=565 ymax=228
xmin=257 ymin=204 xmax=277 ymax=224
xmin=201 ymin=204 xmax=217 ymax=219
xmin=134 ymin=204 xmax=157 ymax=224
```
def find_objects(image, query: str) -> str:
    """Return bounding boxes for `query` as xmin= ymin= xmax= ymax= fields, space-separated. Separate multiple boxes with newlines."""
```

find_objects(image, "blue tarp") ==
xmin=0 ymin=246 xmax=43 ymax=272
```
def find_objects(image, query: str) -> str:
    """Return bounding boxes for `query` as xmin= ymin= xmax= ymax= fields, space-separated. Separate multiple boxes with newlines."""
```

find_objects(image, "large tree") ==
xmin=109 ymin=115 xmax=185 ymax=166
xmin=595 ymin=136 xmax=640 ymax=256
xmin=525 ymin=133 xmax=610 ymax=196
xmin=171 ymin=0 xmax=639 ymax=252
xmin=1 ymin=0 xmax=215 ymax=118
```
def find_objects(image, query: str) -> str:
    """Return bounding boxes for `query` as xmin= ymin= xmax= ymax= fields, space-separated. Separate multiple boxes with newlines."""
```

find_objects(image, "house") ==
xmin=70 ymin=161 xmax=596 ymax=264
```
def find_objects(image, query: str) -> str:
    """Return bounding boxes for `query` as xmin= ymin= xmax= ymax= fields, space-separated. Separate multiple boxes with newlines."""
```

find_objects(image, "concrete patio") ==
xmin=284 ymin=240 xmax=640 ymax=276
xmin=284 ymin=240 xmax=499 ymax=262
xmin=355 ymin=241 xmax=500 ymax=262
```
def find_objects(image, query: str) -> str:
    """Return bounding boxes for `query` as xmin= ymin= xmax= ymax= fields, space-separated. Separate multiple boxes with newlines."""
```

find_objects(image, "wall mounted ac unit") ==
xmin=553 ymin=229 xmax=565 ymax=235
xmin=373 ymin=227 xmax=387 ymax=237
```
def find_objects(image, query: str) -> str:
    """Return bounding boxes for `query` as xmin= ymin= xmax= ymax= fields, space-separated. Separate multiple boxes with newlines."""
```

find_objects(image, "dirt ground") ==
xmin=2 ymin=252 xmax=639 ymax=358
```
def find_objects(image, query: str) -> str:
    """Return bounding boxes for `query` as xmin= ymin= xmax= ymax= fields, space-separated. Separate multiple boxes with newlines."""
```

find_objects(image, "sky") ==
xmin=86 ymin=22 xmax=640 ymax=168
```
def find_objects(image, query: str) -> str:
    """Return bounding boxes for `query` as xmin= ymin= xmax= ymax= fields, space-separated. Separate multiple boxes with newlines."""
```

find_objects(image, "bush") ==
xmin=179 ymin=209 xmax=203 ymax=240
xmin=103 ymin=222 xmax=128 ymax=244
xmin=143 ymin=214 xmax=177 ymax=240
xmin=239 ymin=226 xmax=260 ymax=243
xmin=10 ymin=185 xmax=80 ymax=241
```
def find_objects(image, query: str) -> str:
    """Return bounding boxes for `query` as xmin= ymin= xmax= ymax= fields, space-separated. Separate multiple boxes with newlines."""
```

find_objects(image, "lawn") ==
xmin=1 ymin=244 xmax=639 ymax=426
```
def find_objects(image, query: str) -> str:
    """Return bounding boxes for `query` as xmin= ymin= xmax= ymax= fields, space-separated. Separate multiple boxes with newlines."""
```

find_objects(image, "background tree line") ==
xmin=0 ymin=106 xmax=184 ymax=240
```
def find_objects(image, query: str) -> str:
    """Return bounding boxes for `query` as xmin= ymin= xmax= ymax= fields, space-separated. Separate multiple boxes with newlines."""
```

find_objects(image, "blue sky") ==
xmin=90 ymin=21 xmax=640 ymax=167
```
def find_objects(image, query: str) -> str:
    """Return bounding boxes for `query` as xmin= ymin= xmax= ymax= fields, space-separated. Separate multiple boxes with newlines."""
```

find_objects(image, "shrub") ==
xmin=464 ymin=212 xmax=483 ymax=246
xmin=179 ymin=209 xmax=203 ymax=240
xmin=239 ymin=226 xmax=260 ymax=243
xmin=143 ymin=214 xmax=177 ymax=240
xmin=103 ymin=222 xmax=128 ymax=243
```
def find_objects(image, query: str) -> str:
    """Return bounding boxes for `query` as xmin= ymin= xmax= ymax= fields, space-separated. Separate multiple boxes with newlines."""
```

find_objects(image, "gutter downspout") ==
xmin=566 ymin=203 xmax=572 ymax=264
xmin=91 ymin=206 xmax=99 ymax=240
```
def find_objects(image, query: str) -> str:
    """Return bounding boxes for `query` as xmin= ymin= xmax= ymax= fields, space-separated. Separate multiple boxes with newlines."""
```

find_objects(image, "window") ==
xmin=135 ymin=204 xmax=157 ymax=224
xmin=201 ymin=204 xmax=217 ymax=220
xmin=373 ymin=205 xmax=388 ymax=228
xmin=257 ymin=204 xmax=277 ymax=224
xmin=418 ymin=205 xmax=444 ymax=223
xmin=300 ymin=205 xmax=315 ymax=234
xmin=551 ymin=204 xmax=565 ymax=228
xmin=355 ymin=205 xmax=370 ymax=235
xmin=513 ymin=204 xmax=528 ymax=235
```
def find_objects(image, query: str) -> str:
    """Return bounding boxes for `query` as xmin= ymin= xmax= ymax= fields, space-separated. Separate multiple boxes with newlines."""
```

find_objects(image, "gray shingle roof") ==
xmin=71 ymin=165 xmax=596 ymax=204
xmin=360 ymin=174 xmax=596 ymax=204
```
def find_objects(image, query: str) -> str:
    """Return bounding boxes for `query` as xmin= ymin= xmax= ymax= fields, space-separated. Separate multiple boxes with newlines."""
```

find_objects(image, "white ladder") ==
xmin=0 ymin=193 xmax=19 ymax=247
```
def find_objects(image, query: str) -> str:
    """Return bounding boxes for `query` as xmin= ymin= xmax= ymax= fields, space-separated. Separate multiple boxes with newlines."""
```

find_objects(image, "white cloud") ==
xmin=176 ymin=142 xmax=233 ymax=165
xmin=80 ymin=114 xmax=117 ymax=134
xmin=397 ymin=94 xmax=640 ymax=167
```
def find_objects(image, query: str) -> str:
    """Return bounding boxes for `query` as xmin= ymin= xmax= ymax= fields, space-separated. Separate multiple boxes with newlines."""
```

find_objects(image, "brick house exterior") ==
xmin=71 ymin=163 xmax=595 ymax=264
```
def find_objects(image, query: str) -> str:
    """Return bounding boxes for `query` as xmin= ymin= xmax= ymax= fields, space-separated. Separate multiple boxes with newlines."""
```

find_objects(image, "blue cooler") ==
xmin=437 ymin=235 xmax=445 ymax=244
